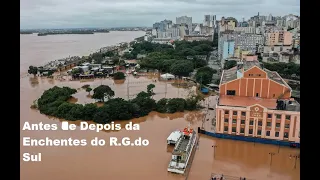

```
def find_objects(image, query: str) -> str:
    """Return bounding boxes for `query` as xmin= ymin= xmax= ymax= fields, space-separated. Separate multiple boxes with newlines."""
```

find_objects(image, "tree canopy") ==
xmin=113 ymin=72 xmax=125 ymax=80
xmin=35 ymin=85 xmax=201 ymax=123
xmin=263 ymin=62 xmax=300 ymax=79
xmin=170 ymin=60 xmax=194 ymax=77
xmin=92 ymin=85 xmax=115 ymax=102
xmin=195 ymin=66 xmax=216 ymax=85
xmin=126 ymin=40 xmax=214 ymax=74
xmin=224 ymin=60 xmax=237 ymax=70
xmin=28 ymin=66 xmax=38 ymax=76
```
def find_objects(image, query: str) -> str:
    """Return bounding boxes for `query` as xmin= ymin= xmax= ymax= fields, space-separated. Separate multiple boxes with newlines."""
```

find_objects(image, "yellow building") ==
xmin=240 ymin=50 xmax=250 ymax=60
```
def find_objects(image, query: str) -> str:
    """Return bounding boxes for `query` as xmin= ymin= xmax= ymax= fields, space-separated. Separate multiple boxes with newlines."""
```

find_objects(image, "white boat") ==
xmin=167 ymin=125 xmax=197 ymax=174
xmin=167 ymin=130 xmax=183 ymax=145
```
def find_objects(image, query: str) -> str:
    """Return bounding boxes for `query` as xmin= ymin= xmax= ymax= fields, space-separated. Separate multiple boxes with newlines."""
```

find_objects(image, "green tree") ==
xmin=86 ymin=87 xmax=92 ymax=95
xmin=112 ymin=56 xmax=120 ymax=65
xmin=166 ymin=98 xmax=186 ymax=113
xmin=28 ymin=66 xmax=38 ymax=77
xmin=81 ymin=84 xmax=90 ymax=89
xmin=195 ymin=66 xmax=215 ymax=85
xmin=131 ymin=96 xmax=156 ymax=116
xmin=224 ymin=60 xmax=237 ymax=70
xmin=156 ymin=98 xmax=168 ymax=113
xmin=170 ymin=61 xmax=194 ymax=77
xmin=93 ymin=106 xmax=111 ymax=124
xmin=147 ymin=84 xmax=155 ymax=95
xmin=92 ymin=85 xmax=115 ymax=102
xmin=113 ymin=72 xmax=125 ymax=80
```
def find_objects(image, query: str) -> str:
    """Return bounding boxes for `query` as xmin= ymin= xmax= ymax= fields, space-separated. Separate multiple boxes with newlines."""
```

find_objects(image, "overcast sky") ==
xmin=20 ymin=0 xmax=300 ymax=29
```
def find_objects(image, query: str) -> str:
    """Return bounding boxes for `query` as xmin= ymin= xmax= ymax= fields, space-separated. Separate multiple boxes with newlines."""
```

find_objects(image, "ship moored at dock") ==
xmin=167 ymin=125 xmax=197 ymax=174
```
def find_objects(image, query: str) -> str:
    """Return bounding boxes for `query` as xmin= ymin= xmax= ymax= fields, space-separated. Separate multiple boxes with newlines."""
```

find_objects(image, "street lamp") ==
xmin=289 ymin=154 xmax=300 ymax=169
xmin=212 ymin=144 xmax=218 ymax=158
xmin=268 ymin=152 xmax=276 ymax=166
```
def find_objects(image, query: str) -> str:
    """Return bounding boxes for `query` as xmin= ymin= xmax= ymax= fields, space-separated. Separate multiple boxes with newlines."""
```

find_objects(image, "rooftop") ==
xmin=221 ymin=61 xmax=289 ymax=87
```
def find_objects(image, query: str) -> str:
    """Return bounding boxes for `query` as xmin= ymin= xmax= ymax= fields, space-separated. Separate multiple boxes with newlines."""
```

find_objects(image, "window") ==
xmin=266 ymin=131 xmax=270 ymax=136
xmin=224 ymin=118 xmax=229 ymax=123
xmin=226 ymin=90 xmax=236 ymax=95
xmin=258 ymin=121 xmax=262 ymax=126
xmin=267 ymin=122 xmax=272 ymax=127
xmin=225 ymin=110 xmax=229 ymax=114
xmin=257 ymin=130 xmax=262 ymax=135
xmin=286 ymin=115 xmax=291 ymax=120
xmin=233 ymin=111 xmax=237 ymax=115
xmin=275 ymin=131 xmax=280 ymax=137
xmin=285 ymin=124 xmax=290 ymax=129
xmin=267 ymin=114 xmax=272 ymax=118
xmin=249 ymin=129 xmax=253 ymax=134
xmin=224 ymin=126 xmax=228 ymax=132
xmin=258 ymin=74 xmax=261 ymax=77
xmin=276 ymin=123 xmax=281 ymax=128
xmin=240 ymin=128 xmax=245 ymax=133
xmin=241 ymin=120 xmax=245 ymax=124
xmin=284 ymin=132 xmax=289 ymax=138
xmin=256 ymin=93 xmax=259 ymax=97
xmin=273 ymin=94 xmax=276 ymax=98
xmin=276 ymin=114 xmax=281 ymax=119
xmin=241 ymin=112 xmax=246 ymax=116
xmin=249 ymin=120 xmax=254 ymax=125
xmin=232 ymin=119 xmax=237 ymax=124
xmin=232 ymin=127 xmax=236 ymax=132
xmin=249 ymin=74 xmax=253 ymax=76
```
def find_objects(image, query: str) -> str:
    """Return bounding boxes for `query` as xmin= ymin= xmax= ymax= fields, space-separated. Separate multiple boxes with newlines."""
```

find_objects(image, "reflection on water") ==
xmin=29 ymin=77 xmax=39 ymax=88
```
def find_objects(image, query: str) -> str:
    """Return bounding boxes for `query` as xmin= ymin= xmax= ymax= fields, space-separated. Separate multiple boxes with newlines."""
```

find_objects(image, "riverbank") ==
xmin=21 ymin=31 xmax=146 ymax=76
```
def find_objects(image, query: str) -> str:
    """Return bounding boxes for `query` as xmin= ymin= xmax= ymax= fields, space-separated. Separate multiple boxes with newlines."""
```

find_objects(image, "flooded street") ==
xmin=20 ymin=33 xmax=299 ymax=180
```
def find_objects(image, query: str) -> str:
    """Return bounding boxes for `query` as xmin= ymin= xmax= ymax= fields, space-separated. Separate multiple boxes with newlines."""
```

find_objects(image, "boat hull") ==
xmin=167 ymin=134 xmax=197 ymax=174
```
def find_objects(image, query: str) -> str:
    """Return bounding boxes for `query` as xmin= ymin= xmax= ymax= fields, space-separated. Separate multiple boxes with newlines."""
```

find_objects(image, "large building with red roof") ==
xmin=215 ymin=59 xmax=300 ymax=143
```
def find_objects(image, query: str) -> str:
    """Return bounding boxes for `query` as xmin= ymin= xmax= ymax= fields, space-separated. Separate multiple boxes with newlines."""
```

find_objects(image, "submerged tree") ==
xmin=147 ymin=84 xmax=155 ymax=95
xmin=92 ymin=85 xmax=115 ymax=102
xmin=86 ymin=87 xmax=92 ymax=95
xmin=28 ymin=66 xmax=38 ymax=77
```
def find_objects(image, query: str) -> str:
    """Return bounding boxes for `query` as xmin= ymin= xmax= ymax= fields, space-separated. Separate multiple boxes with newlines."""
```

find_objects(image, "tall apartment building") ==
xmin=222 ymin=40 xmax=235 ymax=60
xmin=265 ymin=31 xmax=293 ymax=46
xmin=234 ymin=27 xmax=256 ymax=34
xmin=215 ymin=60 xmax=300 ymax=143
xmin=176 ymin=16 xmax=192 ymax=34
xmin=204 ymin=15 xmax=217 ymax=27
xmin=153 ymin=20 xmax=172 ymax=32
xmin=218 ymin=33 xmax=236 ymax=60
xmin=235 ymin=34 xmax=264 ymax=53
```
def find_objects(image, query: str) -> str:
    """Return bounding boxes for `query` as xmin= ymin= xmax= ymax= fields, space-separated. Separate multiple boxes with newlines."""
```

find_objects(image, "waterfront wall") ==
xmin=198 ymin=128 xmax=300 ymax=148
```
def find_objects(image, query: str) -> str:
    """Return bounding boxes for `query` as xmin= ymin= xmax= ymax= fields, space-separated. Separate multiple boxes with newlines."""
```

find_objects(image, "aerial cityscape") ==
xmin=20 ymin=2 xmax=300 ymax=179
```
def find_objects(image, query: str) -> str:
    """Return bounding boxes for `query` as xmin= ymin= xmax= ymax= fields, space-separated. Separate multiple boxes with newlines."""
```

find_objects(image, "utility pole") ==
xmin=268 ymin=152 xmax=276 ymax=166
xmin=127 ymin=74 xmax=130 ymax=100
xmin=289 ymin=154 xmax=300 ymax=169
xmin=212 ymin=144 xmax=218 ymax=158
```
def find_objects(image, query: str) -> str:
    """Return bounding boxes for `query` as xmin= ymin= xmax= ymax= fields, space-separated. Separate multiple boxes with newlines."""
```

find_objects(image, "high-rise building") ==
xmin=204 ymin=15 xmax=217 ymax=27
xmin=176 ymin=16 xmax=192 ymax=34
xmin=265 ymin=31 xmax=293 ymax=46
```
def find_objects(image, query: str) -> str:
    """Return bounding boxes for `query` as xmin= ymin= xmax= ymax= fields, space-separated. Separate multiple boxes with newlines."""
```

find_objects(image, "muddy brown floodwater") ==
xmin=20 ymin=75 xmax=299 ymax=180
